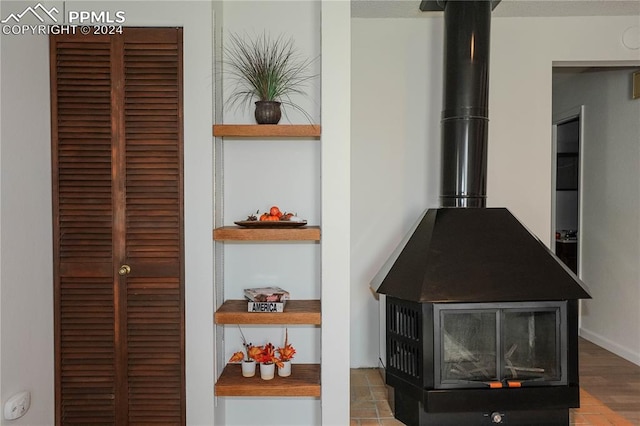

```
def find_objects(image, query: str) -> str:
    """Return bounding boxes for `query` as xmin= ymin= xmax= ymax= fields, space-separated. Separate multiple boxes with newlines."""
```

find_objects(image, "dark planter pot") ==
xmin=255 ymin=101 xmax=282 ymax=124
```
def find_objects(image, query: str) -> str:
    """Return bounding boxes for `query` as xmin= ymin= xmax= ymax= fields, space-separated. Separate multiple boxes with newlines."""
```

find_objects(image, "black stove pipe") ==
xmin=440 ymin=0 xmax=491 ymax=208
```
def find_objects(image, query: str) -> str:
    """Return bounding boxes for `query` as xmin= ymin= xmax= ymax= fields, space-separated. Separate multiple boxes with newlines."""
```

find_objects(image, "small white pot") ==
xmin=260 ymin=362 xmax=275 ymax=380
xmin=241 ymin=360 xmax=256 ymax=377
xmin=278 ymin=360 xmax=292 ymax=377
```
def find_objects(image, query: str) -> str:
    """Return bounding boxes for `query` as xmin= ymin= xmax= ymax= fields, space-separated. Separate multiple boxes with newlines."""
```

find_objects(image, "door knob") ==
xmin=118 ymin=264 xmax=131 ymax=275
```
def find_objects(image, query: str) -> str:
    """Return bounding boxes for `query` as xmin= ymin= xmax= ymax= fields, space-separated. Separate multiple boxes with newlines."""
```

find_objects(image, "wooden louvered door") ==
xmin=50 ymin=28 xmax=184 ymax=425
xmin=121 ymin=28 xmax=184 ymax=425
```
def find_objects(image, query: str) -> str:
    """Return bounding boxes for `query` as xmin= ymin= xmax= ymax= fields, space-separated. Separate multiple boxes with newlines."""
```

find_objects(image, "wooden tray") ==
xmin=234 ymin=220 xmax=308 ymax=228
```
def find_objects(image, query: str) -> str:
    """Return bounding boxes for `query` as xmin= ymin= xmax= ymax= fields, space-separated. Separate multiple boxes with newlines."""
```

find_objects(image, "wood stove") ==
xmin=385 ymin=297 xmax=581 ymax=425
xmin=376 ymin=207 xmax=588 ymax=425
xmin=373 ymin=1 xmax=591 ymax=424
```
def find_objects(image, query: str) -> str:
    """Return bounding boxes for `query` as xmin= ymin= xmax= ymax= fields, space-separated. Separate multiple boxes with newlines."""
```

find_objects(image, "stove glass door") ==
xmin=435 ymin=302 xmax=566 ymax=389
xmin=440 ymin=310 xmax=498 ymax=383
xmin=503 ymin=309 xmax=562 ymax=383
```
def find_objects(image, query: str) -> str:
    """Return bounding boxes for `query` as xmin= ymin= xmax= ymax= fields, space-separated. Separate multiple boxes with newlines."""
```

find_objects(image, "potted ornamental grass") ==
xmin=223 ymin=31 xmax=316 ymax=124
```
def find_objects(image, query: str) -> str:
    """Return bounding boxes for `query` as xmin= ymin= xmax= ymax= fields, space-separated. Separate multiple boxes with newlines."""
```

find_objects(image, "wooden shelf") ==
xmin=213 ymin=226 xmax=321 ymax=241
xmin=215 ymin=300 xmax=321 ymax=325
xmin=213 ymin=124 xmax=321 ymax=138
xmin=213 ymin=121 xmax=322 ymax=403
xmin=215 ymin=363 xmax=320 ymax=397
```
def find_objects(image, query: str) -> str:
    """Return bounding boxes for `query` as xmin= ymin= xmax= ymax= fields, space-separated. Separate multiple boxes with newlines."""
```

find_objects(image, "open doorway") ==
xmin=552 ymin=63 xmax=640 ymax=369
xmin=552 ymin=106 xmax=583 ymax=275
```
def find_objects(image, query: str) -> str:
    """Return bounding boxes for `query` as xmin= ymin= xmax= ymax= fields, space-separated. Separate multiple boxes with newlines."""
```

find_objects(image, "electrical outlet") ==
xmin=3 ymin=391 xmax=30 ymax=420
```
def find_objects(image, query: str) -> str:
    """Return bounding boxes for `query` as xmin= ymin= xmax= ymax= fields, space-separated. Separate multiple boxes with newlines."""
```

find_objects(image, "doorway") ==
xmin=552 ymin=106 xmax=583 ymax=275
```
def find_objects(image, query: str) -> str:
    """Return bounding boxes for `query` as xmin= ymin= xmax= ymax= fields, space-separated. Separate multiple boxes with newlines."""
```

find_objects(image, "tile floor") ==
xmin=350 ymin=368 xmax=636 ymax=426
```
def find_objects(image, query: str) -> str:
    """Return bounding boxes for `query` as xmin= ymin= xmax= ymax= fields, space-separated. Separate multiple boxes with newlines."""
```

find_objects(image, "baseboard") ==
xmin=579 ymin=327 xmax=640 ymax=366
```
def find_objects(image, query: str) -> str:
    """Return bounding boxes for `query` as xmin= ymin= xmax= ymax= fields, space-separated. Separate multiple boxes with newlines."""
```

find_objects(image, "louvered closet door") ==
xmin=51 ymin=28 xmax=184 ymax=426
xmin=122 ymin=28 xmax=184 ymax=425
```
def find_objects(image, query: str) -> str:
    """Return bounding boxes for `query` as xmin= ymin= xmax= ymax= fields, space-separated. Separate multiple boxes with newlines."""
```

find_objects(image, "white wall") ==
xmin=351 ymin=15 xmax=640 ymax=367
xmin=553 ymin=68 xmax=640 ymax=365
xmin=0 ymin=1 xmax=215 ymax=424
xmin=320 ymin=2 xmax=351 ymax=424
xmin=1 ymin=3 xmax=55 ymax=422
xmin=489 ymin=16 xmax=639 ymax=237
xmin=220 ymin=1 xmax=321 ymax=125
xmin=351 ymin=18 xmax=442 ymax=367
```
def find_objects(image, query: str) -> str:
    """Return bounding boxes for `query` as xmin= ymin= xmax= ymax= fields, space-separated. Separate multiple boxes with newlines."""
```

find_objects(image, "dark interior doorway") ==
xmin=552 ymin=108 xmax=582 ymax=275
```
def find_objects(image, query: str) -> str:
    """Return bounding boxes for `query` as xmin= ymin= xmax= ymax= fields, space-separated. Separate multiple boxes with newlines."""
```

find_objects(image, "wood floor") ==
xmin=578 ymin=338 xmax=640 ymax=425
xmin=351 ymin=338 xmax=640 ymax=425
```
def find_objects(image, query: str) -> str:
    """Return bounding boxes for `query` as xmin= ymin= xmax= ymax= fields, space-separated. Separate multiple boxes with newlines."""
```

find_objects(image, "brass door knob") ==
xmin=118 ymin=264 xmax=131 ymax=275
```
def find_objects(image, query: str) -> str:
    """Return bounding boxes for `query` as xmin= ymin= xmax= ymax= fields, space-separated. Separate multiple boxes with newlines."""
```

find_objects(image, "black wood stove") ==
xmin=374 ymin=1 xmax=591 ymax=425
xmin=385 ymin=296 xmax=581 ymax=425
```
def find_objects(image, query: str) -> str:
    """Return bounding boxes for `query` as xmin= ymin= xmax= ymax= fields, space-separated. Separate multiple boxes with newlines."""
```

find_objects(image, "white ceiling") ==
xmin=352 ymin=0 xmax=640 ymax=19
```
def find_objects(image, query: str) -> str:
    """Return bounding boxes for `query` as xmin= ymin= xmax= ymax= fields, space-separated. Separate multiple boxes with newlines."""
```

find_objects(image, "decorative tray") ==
xmin=234 ymin=220 xmax=308 ymax=228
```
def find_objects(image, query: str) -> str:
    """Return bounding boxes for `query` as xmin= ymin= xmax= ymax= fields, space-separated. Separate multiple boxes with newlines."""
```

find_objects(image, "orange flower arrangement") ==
xmin=229 ymin=345 xmax=262 ymax=363
xmin=228 ymin=328 xmax=297 ymax=369
xmin=255 ymin=342 xmax=283 ymax=368
xmin=277 ymin=328 xmax=296 ymax=363
xmin=228 ymin=327 xmax=262 ymax=363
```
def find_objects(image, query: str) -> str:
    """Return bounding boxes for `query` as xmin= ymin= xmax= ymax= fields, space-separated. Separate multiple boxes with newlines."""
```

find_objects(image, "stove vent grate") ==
xmin=386 ymin=298 xmax=423 ymax=384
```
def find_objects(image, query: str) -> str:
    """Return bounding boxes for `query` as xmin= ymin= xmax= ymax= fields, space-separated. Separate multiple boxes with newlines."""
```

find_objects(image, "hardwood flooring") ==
xmin=351 ymin=338 xmax=640 ymax=425
xmin=578 ymin=338 xmax=640 ymax=425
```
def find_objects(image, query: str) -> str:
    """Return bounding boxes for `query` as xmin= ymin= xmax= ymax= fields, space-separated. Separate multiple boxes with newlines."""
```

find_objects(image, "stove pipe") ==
xmin=439 ymin=0 xmax=492 ymax=208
